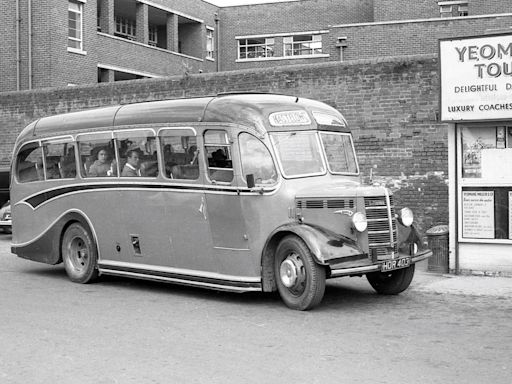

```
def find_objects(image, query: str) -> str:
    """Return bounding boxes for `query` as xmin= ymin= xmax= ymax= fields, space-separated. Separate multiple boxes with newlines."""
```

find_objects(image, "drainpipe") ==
xmin=214 ymin=12 xmax=220 ymax=72
xmin=28 ymin=0 xmax=33 ymax=89
xmin=16 ymin=0 xmax=20 ymax=90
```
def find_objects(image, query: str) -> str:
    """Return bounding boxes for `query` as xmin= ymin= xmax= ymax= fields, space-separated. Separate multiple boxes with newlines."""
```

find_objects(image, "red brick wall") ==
xmin=0 ymin=54 xmax=447 ymax=233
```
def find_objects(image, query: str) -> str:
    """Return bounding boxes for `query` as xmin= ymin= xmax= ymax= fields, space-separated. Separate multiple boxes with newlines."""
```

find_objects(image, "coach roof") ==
xmin=17 ymin=93 xmax=348 ymax=143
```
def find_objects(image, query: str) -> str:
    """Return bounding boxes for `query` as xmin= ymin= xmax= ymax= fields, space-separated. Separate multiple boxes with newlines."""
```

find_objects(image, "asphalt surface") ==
xmin=1 ymin=233 xmax=511 ymax=384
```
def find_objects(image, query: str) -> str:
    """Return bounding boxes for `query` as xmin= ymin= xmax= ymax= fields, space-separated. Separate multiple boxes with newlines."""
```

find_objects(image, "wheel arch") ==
xmin=261 ymin=223 xmax=364 ymax=292
xmin=58 ymin=211 xmax=97 ymax=264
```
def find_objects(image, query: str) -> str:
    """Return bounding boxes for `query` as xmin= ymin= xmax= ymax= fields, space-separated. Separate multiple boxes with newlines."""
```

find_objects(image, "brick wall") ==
xmin=0 ymin=0 xmax=219 ymax=91
xmin=0 ymin=54 xmax=447 ymax=234
xmin=218 ymin=0 xmax=374 ymax=71
xmin=374 ymin=0 xmax=512 ymax=22
xmin=331 ymin=15 xmax=512 ymax=61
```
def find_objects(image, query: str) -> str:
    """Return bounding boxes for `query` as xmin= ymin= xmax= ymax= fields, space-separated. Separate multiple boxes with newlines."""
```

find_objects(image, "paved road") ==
xmin=0 ymin=232 xmax=510 ymax=384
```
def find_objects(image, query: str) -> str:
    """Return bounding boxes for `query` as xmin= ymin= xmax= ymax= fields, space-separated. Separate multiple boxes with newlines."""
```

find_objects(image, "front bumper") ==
xmin=329 ymin=249 xmax=432 ymax=278
xmin=0 ymin=219 xmax=11 ymax=228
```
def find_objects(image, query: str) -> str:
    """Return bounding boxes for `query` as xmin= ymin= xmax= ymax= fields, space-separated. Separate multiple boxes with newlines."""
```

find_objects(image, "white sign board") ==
xmin=462 ymin=191 xmax=494 ymax=239
xmin=440 ymin=33 xmax=512 ymax=122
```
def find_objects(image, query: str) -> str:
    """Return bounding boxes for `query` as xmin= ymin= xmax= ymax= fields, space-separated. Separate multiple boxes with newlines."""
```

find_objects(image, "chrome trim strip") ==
xmin=99 ymin=269 xmax=261 ymax=293
xmin=330 ymin=265 xmax=379 ymax=277
xmin=98 ymin=260 xmax=261 ymax=284
xmin=383 ymin=188 xmax=395 ymax=254
xmin=411 ymin=249 xmax=432 ymax=263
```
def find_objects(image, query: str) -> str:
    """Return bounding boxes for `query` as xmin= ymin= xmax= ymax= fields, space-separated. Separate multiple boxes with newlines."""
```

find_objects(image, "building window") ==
xmin=149 ymin=25 xmax=158 ymax=47
xmin=68 ymin=0 xmax=84 ymax=50
xmin=238 ymin=38 xmax=275 ymax=60
xmin=206 ymin=28 xmax=215 ymax=60
xmin=283 ymin=34 xmax=322 ymax=57
xmin=439 ymin=1 xmax=468 ymax=17
xmin=115 ymin=16 xmax=136 ymax=40
xmin=457 ymin=4 xmax=469 ymax=16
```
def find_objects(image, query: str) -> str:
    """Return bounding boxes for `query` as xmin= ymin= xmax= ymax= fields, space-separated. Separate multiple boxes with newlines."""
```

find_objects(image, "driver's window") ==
xmin=239 ymin=133 xmax=277 ymax=186
xmin=204 ymin=130 xmax=233 ymax=183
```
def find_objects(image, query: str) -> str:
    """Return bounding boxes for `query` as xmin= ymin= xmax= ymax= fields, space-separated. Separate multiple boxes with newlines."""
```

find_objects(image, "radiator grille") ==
xmin=296 ymin=199 xmax=355 ymax=209
xmin=365 ymin=196 xmax=397 ymax=259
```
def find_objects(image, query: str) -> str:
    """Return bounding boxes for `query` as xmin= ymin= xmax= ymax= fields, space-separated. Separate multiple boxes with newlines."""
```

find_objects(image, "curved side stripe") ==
xmin=20 ymin=182 xmax=276 ymax=209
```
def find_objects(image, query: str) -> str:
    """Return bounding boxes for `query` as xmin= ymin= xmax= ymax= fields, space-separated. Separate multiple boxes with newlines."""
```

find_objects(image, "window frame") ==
xmin=283 ymin=34 xmax=322 ymax=57
xmin=76 ymin=132 xmax=116 ymax=178
xmin=204 ymin=130 xmax=234 ymax=184
xmin=158 ymin=127 xmax=200 ymax=181
xmin=238 ymin=132 xmax=278 ymax=187
xmin=270 ymin=131 xmax=327 ymax=179
xmin=238 ymin=37 xmax=275 ymax=60
xmin=114 ymin=129 xmax=159 ymax=178
xmin=68 ymin=0 xmax=86 ymax=54
xmin=206 ymin=28 xmax=215 ymax=60
xmin=115 ymin=15 xmax=137 ymax=41
xmin=438 ymin=1 xmax=468 ymax=17
xmin=319 ymin=132 xmax=359 ymax=176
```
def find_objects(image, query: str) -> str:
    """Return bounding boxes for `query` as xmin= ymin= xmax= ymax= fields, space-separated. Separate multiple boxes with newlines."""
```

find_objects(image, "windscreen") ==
xmin=270 ymin=132 xmax=326 ymax=177
xmin=320 ymin=132 xmax=358 ymax=174
xmin=271 ymin=131 xmax=358 ymax=177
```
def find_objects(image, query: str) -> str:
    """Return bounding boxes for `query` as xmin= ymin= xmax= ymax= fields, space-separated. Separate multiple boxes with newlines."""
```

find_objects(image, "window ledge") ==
xmin=67 ymin=47 xmax=87 ymax=56
xmin=236 ymin=54 xmax=329 ymax=63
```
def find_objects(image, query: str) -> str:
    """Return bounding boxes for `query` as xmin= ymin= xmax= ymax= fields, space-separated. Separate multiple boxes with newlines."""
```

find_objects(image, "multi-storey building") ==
xmin=1 ymin=0 xmax=511 ymax=92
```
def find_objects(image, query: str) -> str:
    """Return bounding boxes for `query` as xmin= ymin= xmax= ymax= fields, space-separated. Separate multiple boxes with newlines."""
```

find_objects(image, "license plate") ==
xmin=381 ymin=257 xmax=411 ymax=272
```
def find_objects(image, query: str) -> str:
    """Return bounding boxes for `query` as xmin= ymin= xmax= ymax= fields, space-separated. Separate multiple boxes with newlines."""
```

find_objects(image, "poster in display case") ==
xmin=462 ymin=191 xmax=495 ymax=239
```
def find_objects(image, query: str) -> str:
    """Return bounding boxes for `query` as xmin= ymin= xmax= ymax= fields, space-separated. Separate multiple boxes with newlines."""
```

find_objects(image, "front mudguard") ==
xmin=267 ymin=223 xmax=365 ymax=265
xmin=261 ymin=222 xmax=367 ymax=291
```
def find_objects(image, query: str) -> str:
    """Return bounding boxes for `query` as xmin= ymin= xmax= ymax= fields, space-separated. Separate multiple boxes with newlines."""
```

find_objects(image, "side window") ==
xmin=160 ymin=131 xmax=198 ymax=180
xmin=116 ymin=131 xmax=158 ymax=178
xmin=78 ymin=135 xmax=115 ymax=178
xmin=239 ymin=133 xmax=277 ymax=186
xmin=43 ymin=141 xmax=77 ymax=179
xmin=204 ymin=130 xmax=233 ymax=183
xmin=16 ymin=143 xmax=44 ymax=183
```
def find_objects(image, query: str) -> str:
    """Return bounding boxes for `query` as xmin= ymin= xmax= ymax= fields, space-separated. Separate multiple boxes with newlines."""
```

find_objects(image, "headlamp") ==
xmin=352 ymin=212 xmax=367 ymax=232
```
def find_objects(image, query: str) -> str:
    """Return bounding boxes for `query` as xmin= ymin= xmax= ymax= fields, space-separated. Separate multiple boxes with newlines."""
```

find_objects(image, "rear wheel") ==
xmin=274 ymin=235 xmax=326 ymax=310
xmin=366 ymin=264 xmax=415 ymax=295
xmin=62 ymin=222 xmax=98 ymax=284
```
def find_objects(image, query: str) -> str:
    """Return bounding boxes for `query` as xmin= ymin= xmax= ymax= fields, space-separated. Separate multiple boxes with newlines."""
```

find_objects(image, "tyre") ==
xmin=366 ymin=264 xmax=415 ymax=295
xmin=274 ymin=235 xmax=326 ymax=310
xmin=61 ymin=222 xmax=99 ymax=284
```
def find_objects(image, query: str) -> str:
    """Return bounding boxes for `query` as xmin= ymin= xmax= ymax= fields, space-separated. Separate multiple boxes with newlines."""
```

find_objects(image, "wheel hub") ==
xmin=280 ymin=253 xmax=305 ymax=290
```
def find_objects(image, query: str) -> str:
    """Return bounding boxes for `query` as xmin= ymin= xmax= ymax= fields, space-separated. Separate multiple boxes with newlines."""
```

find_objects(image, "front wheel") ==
xmin=366 ymin=264 xmax=415 ymax=295
xmin=62 ymin=222 xmax=99 ymax=284
xmin=274 ymin=235 xmax=326 ymax=310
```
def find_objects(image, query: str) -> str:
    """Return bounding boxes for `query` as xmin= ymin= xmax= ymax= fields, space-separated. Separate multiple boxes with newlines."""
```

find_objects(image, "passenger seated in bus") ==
xmin=88 ymin=148 xmax=113 ymax=177
xmin=210 ymin=149 xmax=227 ymax=167
xmin=209 ymin=149 xmax=233 ymax=182
xmin=121 ymin=149 xmax=141 ymax=177
xmin=187 ymin=146 xmax=198 ymax=164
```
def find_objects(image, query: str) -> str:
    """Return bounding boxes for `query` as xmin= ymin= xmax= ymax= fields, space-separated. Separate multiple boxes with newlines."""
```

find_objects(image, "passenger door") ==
xmin=203 ymin=129 xmax=251 ymax=275
xmin=157 ymin=128 xmax=214 ymax=272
